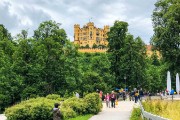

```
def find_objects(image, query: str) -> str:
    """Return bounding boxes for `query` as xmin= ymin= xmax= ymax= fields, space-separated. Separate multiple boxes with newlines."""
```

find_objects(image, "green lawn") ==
xmin=67 ymin=114 xmax=93 ymax=120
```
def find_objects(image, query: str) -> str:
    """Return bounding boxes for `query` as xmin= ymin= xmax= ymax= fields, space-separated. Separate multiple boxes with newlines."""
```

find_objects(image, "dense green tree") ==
xmin=107 ymin=21 xmax=146 ymax=90
xmin=107 ymin=21 xmax=128 ymax=86
xmin=0 ymin=24 xmax=12 ymax=40
xmin=151 ymin=0 xmax=180 ymax=74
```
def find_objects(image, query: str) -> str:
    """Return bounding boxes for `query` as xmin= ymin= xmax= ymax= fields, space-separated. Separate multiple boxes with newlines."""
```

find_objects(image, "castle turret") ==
xmin=74 ymin=24 xmax=80 ymax=44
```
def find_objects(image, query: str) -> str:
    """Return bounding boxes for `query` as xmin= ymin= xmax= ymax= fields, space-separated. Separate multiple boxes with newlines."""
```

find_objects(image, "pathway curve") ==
xmin=89 ymin=101 xmax=135 ymax=120
xmin=0 ymin=114 xmax=6 ymax=120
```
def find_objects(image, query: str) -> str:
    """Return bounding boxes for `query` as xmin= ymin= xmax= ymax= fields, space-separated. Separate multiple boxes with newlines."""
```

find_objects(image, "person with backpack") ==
xmin=135 ymin=91 xmax=139 ymax=103
xmin=110 ymin=91 xmax=116 ymax=108
xmin=53 ymin=103 xmax=62 ymax=120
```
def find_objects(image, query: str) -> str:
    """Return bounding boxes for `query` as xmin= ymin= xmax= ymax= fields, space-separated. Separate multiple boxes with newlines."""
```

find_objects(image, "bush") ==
xmin=5 ymin=97 xmax=58 ymax=120
xmin=61 ymin=107 xmax=77 ymax=119
xmin=61 ymin=97 xmax=87 ymax=115
xmin=130 ymin=107 xmax=142 ymax=120
xmin=84 ymin=93 xmax=102 ymax=114
xmin=46 ymin=94 xmax=62 ymax=101
xmin=5 ymin=93 xmax=102 ymax=120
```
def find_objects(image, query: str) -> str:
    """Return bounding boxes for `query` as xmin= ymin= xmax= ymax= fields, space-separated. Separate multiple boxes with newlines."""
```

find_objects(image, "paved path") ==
xmin=0 ymin=114 xmax=6 ymax=120
xmin=89 ymin=101 xmax=135 ymax=120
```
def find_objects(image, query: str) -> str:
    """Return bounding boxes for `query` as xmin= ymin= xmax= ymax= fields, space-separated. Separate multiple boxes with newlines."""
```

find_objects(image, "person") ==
xmin=122 ymin=91 xmax=126 ymax=101
xmin=75 ymin=92 xmax=79 ymax=98
xmin=148 ymin=91 xmax=152 ymax=100
xmin=96 ymin=89 xmax=99 ymax=93
xmin=110 ymin=91 xmax=116 ymax=108
xmin=99 ymin=90 xmax=103 ymax=101
xmin=135 ymin=91 xmax=139 ymax=103
xmin=53 ymin=103 xmax=62 ymax=120
xmin=130 ymin=91 xmax=135 ymax=101
xmin=105 ymin=93 xmax=110 ymax=108
xmin=160 ymin=91 xmax=163 ymax=100
xmin=170 ymin=89 xmax=174 ymax=95
xmin=139 ymin=89 xmax=144 ymax=101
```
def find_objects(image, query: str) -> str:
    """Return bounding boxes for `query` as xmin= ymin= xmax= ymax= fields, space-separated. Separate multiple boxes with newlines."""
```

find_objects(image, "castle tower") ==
xmin=74 ymin=24 xmax=80 ymax=44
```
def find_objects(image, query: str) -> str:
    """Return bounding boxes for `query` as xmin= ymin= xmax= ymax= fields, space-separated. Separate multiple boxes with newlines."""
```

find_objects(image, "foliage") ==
xmin=130 ymin=107 xmax=142 ymax=120
xmin=61 ymin=107 xmax=77 ymax=119
xmin=92 ymin=43 xmax=98 ymax=48
xmin=5 ymin=97 xmax=58 ymax=120
xmin=46 ymin=94 xmax=62 ymax=101
xmin=151 ymin=0 xmax=180 ymax=75
xmin=84 ymin=93 xmax=102 ymax=114
xmin=145 ymin=58 xmax=168 ymax=92
xmin=107 ymin=21 xmax=147 ymax=90
xmin=5 ymin=93 xmax=102 ymax=120
xmin=61 ymin=97 xmax=87 ymax=115
xmin=142 ymin=100 xmax=180 ymax=120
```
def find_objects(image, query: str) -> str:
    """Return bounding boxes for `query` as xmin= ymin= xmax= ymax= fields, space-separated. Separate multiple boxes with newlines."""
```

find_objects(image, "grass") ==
xmin=142 ymin=100 xmax=180 ymax=120
xmin=66 ymin=114 xmax=93 ymax=120
xmin=130 ymin=107 xmax=142 ymax=120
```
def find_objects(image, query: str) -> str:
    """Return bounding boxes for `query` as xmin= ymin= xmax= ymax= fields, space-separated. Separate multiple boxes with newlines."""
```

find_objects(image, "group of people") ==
xmin=98 ymin=89 xmax=145 ymax=108
xmin=103 ymin=91 xmax=116 ymax=108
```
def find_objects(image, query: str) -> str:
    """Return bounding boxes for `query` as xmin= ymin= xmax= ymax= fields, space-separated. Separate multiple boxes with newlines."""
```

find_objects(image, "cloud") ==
xmin=0 ymin=0 xmax=156 ymax=44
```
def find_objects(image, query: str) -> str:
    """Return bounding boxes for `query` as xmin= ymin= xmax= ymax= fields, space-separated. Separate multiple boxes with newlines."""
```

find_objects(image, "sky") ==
xmin=0 ymin=0 xmax=157 ymax=44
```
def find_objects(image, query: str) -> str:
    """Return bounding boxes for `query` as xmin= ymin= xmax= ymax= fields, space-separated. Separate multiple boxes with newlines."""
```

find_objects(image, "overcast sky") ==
xmin=0 ymin=0 xmax=157 ymax=44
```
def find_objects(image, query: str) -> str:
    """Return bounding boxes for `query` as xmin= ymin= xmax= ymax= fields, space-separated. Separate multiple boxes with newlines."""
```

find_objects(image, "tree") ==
xmin=107 ymin=21 xmax=147 ymax=90
xmin=0 ymin=24 xmax=12 ymax=40
xmin=107 ymin=21 xmax=128 ymax=86
xmin=16 ymin=30 xmax=28 ymax=40
xmin=92 ymin=43 xmax=97 ymax=48
xmin=151 ymin=0 xmax=180 ymax=74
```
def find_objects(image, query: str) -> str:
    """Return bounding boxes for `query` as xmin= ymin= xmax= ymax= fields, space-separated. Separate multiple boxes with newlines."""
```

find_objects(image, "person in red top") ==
xmin=99 ymin=90 xmax=103 ymax=100
xmin=110 ymin=91 xmax=116 ymax=108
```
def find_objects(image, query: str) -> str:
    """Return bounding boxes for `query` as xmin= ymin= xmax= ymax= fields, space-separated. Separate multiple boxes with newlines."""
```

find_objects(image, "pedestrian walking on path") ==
xmin=110 ymin=91 xmax=116 ymax=108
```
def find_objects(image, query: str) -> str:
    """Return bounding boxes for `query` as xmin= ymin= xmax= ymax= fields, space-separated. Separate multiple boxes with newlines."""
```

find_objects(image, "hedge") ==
xmin=5 ymin=93 xmax=102 ymax=120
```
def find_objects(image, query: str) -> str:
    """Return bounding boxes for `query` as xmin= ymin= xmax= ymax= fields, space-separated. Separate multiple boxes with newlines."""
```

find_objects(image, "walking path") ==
xmin=0 ymin=114 xmax=6 ymax=120
xmin=89 ymin=101 xmax=135 ymax=120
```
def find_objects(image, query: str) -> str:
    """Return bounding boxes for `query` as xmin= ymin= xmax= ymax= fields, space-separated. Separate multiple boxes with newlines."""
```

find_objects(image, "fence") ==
xmin=139 ymin=101 xmax=170 ymax=120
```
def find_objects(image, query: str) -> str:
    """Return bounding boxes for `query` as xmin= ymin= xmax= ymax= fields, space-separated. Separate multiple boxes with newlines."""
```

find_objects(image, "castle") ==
xmin=73 ymin=22 xmax=160 ymax=57
xmin=74 ymin=22 xmax=109 ymax=47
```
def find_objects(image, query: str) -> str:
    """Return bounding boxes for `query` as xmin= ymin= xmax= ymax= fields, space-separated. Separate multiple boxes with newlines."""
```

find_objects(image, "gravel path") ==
xmin=89 ymin=101 xmax=135 ymax=120
xmin=0 ymin=114 xmax=6 ymax=120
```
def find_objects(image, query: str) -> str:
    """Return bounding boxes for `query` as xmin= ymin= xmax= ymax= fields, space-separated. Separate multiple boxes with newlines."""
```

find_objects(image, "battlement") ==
xmin=74 ymin=24 xmax=80 ymax=28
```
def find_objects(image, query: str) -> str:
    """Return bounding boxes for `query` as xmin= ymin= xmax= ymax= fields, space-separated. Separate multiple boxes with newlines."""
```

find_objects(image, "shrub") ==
xmin=84 ymin=93 xmax=102 ymax=114
xmin=130 ymin=107 xmax=142 ymax=120
xmin=5 ymin=93 xmax=103 ymax=120
xmin=61 ymin=107 xmax=77 ymax=119
xmin=62 ymin=97 xmax=87 ymax=115
xmin=5 ymin=97 xmax=58 ymax=120
xmin=46 ymin=94 xmax=62 ymax=101
xmin=61 ymin=97 xmax=87 ymax=115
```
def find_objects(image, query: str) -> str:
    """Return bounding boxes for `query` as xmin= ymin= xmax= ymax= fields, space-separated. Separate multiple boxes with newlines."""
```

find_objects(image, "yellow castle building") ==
xmin=74 ymin=22 xmax=109 ymax=47
xmin=74 ymin=22 xmax=160 ymax=58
